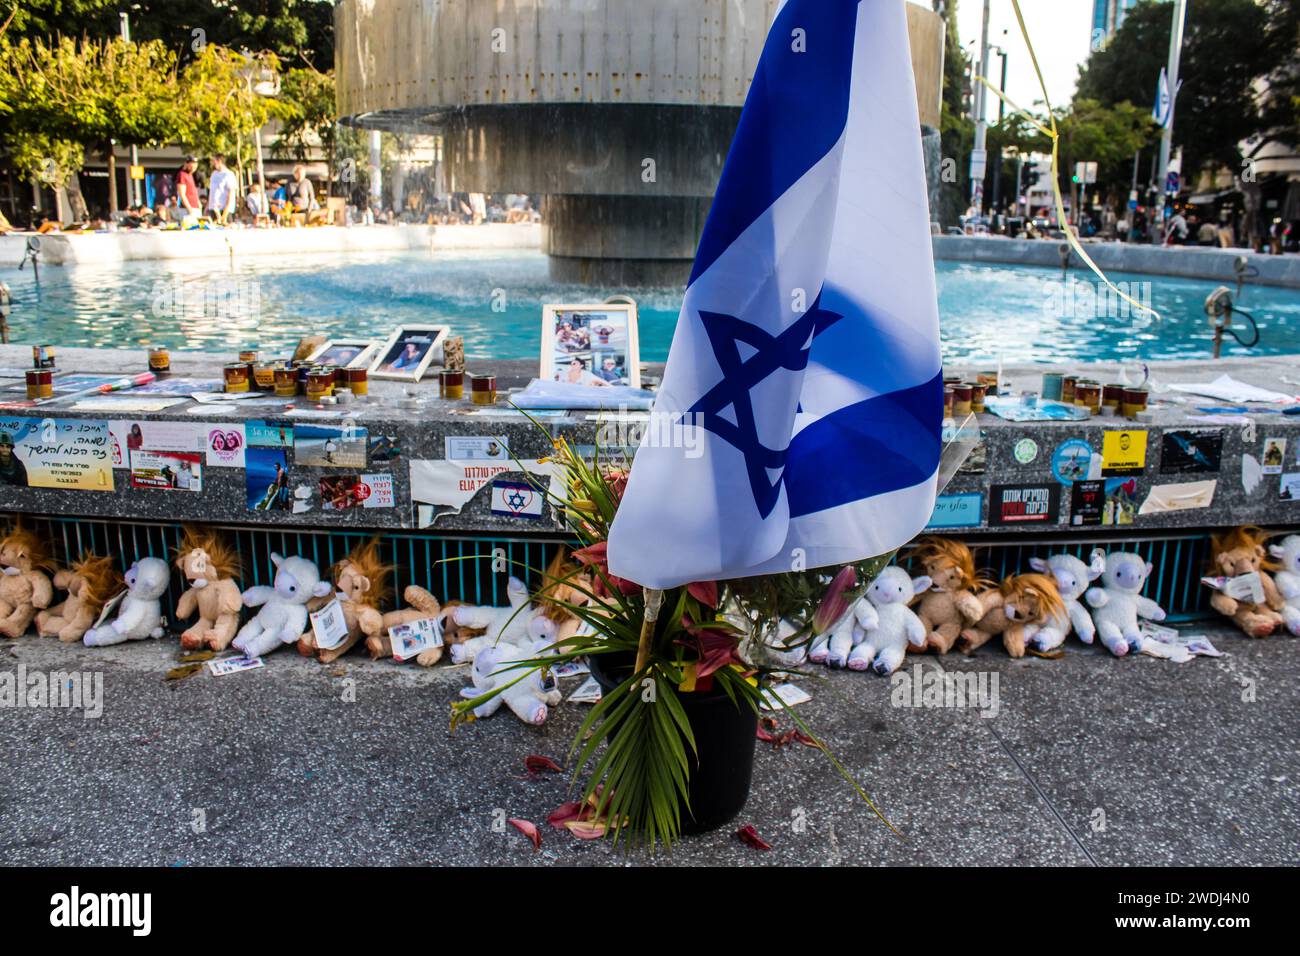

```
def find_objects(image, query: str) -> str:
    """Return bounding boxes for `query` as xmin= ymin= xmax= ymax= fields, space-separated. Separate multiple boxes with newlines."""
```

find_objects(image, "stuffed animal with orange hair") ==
xmin=370 ymin=586 xmax=452 ymax=665
xmin=36 ymin=554 xmax=122 ymax=643
xmin=1206 ymin=526 xmax=1285 ymax=638
xmin=957 ymin=573 xmax=1066 ymax=658
xmin=904 ymin=537 xmax=989 ymax=654
xmin=174 ymin=525 xmax=244 ymax=651
xmin=0 ymin=525 xmax=55 ymax=638
xmin=298 ymin=538 xmax=391 ymax=663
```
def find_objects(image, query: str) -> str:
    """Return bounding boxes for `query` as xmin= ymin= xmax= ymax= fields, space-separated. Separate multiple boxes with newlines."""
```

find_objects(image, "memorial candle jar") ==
xmin=1041 ymin=372 xmax=1064 ymax=401
xmin=253 ymin=363 xmax=277 ymax=391
xmin=148 ymin=347 xmax=171 ymax=376
xmin=439 ymin=369 xmax=464 ymax=400
xmin=1102 ymin=383 xmax=1124 ymax=411
xmin=1075 ymin=380 xmax=1102 ymax=413
xmin=1121 ymin=386 xmax=1149 ymax=418
xmin=223 ymin=362 xmax=252 ymax=393
xmin=306 ymin=368 xmax=334 ymax=403
xmin=238 ymin=349 xmax=258 ymax=365
xmin=951 ymin=383 xmax=973 ymax=417
xmin=469 ymin=373 xmax=497 ymax=406
xmin=1061 ymin=375 xmax=1079 ymax=404
xmin=969 ymin=382 xmax=987 ymax=413
xmin=977 ymin=371 xmax=999 ymax=397
xmin=26 ymin=369 xmax=53 ymax=399
xmin=345 ymin=366 xmax=369 ymax=397
xmin=274 ymin=365 xmax=298 ymax=397
xmin=943 ymin=386 xmax=955 ymax=418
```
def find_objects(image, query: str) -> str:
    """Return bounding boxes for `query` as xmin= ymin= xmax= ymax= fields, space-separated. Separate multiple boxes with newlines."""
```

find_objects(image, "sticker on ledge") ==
xmin=1013 ymin=438 xmax=1039 ymax=465
xmin=1102 ymin=478 xmax=1138 ymax=526
xmin=1070 ymin=480 xmax=1104 ymax=526
xmin=1139 ymin=479 xmax=1216 ymax=515
xmin=320 ymin=473 xmax=395 ymax=510
xmin=1280 ymin=473 xmax=1300 ymax=501
xmin=988 ymin=483 xmax=1060 ymax=525
xmin=1101 ymin=430 xmax=1148 ymax=477
xmin=294 ymin=423 xmax=368 ymax=468
xmin=445 ymin=435 xmax=509 ymax=461
xmin=246 ymin=446 xmax=291 ymax=511
xmin=130 ymin=449 xmax=203 ymax=492
xmin=1262 ymin=437 xmax=1287 ymax=476
xmin=926 ymin=493 xmax=982 ymax=529
xmin=1051 ymin=438 xmax=1096 ymax=485
xmin=490 ymin=478 xmax=544 ymax=519
xmin=1159 ymin=429 xmax=1223 ymax=475
xmin=0 ymin=416 xmax=114 ymax=491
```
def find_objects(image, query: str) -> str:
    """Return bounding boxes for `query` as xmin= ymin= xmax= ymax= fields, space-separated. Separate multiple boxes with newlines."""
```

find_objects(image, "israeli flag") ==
xmin=1152 ymin=67 xmax=1171 ymax=128
xmin=607 ymin=0 xmax=941 ymax=589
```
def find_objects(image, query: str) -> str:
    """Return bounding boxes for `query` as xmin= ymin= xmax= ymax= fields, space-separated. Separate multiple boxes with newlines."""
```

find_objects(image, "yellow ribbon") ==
xmin=975 ymin=0 xmax=1160 ymax=322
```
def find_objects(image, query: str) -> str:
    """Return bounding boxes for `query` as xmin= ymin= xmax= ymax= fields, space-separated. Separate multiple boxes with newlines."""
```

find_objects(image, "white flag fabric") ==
xmin=607 ymin=0 xmax=942 ymax=589
xmin=1152 ymin=67 xmax=1171 ymax=128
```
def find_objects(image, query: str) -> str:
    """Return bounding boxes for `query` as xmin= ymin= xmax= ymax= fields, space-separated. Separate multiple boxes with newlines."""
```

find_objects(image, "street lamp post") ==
xmin=969 ymin=0 xmax=992 ymax=216
xmin=1155 ymin=0 xmax=1189 ymax=233
xmin=120 ymin=13 xmax=141 ymax=209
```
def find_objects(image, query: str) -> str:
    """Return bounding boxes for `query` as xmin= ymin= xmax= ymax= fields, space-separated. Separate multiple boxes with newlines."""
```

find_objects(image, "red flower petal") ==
xmin=793 ymin=730 xmax=823 ymax=750
xmin=735 ymin=824 xmax=771 ymax=850
xmin=755 ymin=725 xmax=776 ymax=742
xmin=565 ymin=819 xmax=609 ymax=840
xmin=687 ymin=580 xmax=719 ymax=608
xmin=571 ymin=541 xmax=609 ymax=566
xmin=524 ymin=754 xmax=564 ymax=776
xmin=508 ymin=818 xmax=542 ymax=850
xmin=547 ymin=802 xmax=584 ymax=829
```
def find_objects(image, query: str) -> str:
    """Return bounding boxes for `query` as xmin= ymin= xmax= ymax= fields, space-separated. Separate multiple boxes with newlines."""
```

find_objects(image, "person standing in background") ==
xmin=206 ymin=155 xmax=238 ymax=224
xmin=175 ymin=156 xmax=201 ymax=218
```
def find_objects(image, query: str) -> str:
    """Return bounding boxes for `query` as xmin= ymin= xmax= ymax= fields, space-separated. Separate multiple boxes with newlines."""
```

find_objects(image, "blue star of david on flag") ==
xmin=688 ymin=295 xmax=843 ymax=519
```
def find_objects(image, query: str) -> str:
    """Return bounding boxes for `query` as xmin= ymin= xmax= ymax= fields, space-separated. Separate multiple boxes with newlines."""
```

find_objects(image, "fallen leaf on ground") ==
xmin=1027 ymin=648 xmax=1065 ymax=660
xmin=524 ymin=754 xmax=564 ymax=776
xmin=735 ymin=824 xmax=771 ymax=850
xmin=164 ymin=664 xmax=203 ymax=681
xmin=508 ymin=818 xmax=542 ymax=850
xmin=176 ymin=650 xmax=215 ymax=663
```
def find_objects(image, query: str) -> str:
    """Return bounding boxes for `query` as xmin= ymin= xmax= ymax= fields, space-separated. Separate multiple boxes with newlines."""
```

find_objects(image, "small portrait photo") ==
xmin=307 ymin=339 xmax=378 ymax=369
xmin=541 ymin=303 xmax=639 ymax=387
xmin=370 ymin=326 xmax=448 ymax=382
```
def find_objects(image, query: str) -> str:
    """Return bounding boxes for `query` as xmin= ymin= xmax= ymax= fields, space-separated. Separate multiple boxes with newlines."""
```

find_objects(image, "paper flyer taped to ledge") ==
xmin=409 ymin=458 xmax=561 ymax=527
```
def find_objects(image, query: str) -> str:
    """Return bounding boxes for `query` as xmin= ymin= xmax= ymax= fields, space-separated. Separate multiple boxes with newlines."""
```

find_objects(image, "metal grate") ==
xmin=2 ymin=515 xmax=570 ymax=611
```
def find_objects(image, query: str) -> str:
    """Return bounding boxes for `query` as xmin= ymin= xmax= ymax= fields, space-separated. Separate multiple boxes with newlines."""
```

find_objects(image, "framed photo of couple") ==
xmin=369 ymin=325 xmax=450 ymax=382
xmin=540 ymin=303 xmax=640 ymax=389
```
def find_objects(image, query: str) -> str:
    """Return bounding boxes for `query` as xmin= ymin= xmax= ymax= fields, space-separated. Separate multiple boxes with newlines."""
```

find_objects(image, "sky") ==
xmin=951 ymin=0 xmax=1098 ymax=118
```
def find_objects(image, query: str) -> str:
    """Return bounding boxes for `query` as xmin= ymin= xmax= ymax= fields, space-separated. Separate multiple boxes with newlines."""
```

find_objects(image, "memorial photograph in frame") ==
xmin=369 ymin=326 xmax=448 ymax=382
xmin=541 ymin=303 xmax=640 ymax=388
xmin=306 ymin=339 xmax=379 ymax=369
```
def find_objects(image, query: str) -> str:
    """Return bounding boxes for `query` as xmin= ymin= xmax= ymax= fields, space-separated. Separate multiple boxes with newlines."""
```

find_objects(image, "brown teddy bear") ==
xmin=904 ymin=537 xmax=990 ymax=654
xmin=0 ymin=525 xmax=55 ymax=638
xmin=957 ymin=573 xmax=1066 ymax=658
xmin=174 ymin=525 xmax=244 ymax=651
xmin=370 ymin=586 xmax=461 ymax=666
xmin=298 ymin=538 xmax=391 ymax=664
xmin=36 ymin=553 xmax=122 ymax=643
xmin=1206 ymin=526 xmax=1285 ymax=637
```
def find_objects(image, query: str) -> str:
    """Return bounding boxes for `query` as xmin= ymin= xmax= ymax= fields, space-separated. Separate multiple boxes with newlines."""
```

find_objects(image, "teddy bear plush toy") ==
xmin=958 ymin=573 xmax=1066 ymax=658
xmin=808 ymin=594 xmax=879 ymax=669
xmin=843 ymin=566 xmax=932 ymax=675
xmin=1083 ymin=551 xmax=1168 ymax=656
xmin=174 ymin=526 xmax=244 ymax=652
xmin=1027 ymin=551 xmax=1105 ymax=651
xmin=458 ymin=637 xmax=562 ymax=725
xmin=297 ymin=538 xmax=391 ymax=664
xmin=232 ymin=553 xmax=332 ymax=658
xmin=1206 ymin=527 xmax=1285 ymax=638
xmin=1267 ymin=534 xmax=1300 ymax=637
xmin=446 ymin=576 xmax=537 ymax=664
xmin=0 ymin=525 xmax=55 ymax=638
xmin=36 ymin=554 xmax=121 ymax=643
xmin=904 ymin=537 xmax=989 ymax=654
xmin=83 ymin=557 xmax=170 ymax=646
xmin=368 ymin=585 xmax=448 ymax=664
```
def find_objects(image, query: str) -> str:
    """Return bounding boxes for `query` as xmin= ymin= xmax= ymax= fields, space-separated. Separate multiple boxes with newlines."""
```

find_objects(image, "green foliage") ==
xmin=275 ymin=66 xmax=336 ymax=163
xmin=178 ymin=46 xmax=294 ymax=158
xmin=1075 ymin=0 xmax=1274 ymax=178
xmin=934 ymin=0 xmax=973 ymax=225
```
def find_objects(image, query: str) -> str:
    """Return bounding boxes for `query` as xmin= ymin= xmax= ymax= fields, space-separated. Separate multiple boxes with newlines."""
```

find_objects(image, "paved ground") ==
xmin=1 ymin=621 xmax=1296 ymax=867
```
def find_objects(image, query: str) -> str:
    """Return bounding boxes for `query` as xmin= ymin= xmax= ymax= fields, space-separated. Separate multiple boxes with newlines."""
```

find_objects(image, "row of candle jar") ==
xmin=223 ymin=360 xmax=369 ymax=400
xmin=1044 ymin=374 xmax=1149 ymax=417
xmin=438 ymin=369 xmax=497 ymax=405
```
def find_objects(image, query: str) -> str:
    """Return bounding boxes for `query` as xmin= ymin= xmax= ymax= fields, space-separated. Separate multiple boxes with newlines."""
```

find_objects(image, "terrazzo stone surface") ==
xmin=0 ymin=621 xmax=1293 ymax=866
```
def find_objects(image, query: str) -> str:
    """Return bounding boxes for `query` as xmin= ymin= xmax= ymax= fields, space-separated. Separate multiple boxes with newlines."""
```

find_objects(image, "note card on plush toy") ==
xmin=309 ymin=599 xmax=349 ymax=650
xmin=389 ymin=617 xmax=443 ymax=661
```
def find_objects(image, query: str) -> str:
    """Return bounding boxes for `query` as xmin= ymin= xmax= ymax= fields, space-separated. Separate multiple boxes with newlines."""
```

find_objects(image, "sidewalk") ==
xmin=0 ymin=624 xmax=1295 ymax=866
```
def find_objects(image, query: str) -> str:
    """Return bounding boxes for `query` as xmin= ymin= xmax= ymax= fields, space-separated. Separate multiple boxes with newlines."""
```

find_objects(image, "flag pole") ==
xmin=634 ymin=588 xmax=665 ymax=676
xmin=1155 ymin=0 xmax=1189 ymax=233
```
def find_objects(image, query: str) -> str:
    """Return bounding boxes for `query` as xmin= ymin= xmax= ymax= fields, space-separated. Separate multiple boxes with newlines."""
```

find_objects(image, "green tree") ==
xmin=933 ymin=0 xmax=973 ymax=226
xmin=1076 ymin=0 xmax=1273 ymax=180
xmin=276 ymin=66 xmax=339 ymax=196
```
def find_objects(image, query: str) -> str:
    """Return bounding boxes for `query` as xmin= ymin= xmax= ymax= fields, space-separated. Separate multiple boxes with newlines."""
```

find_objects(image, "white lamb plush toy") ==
xmin=83 ymin=557 xmax=170 ymax=647
xmin=849 ymin=567 xmax=931 ymax=675
xmin=1028 ymin=551 xmax=1105 ymax=651
xmin=1084 ymin=551 xmax=1166 ymax=657
xmin=1266 ymin=535 xmax=1300 ymax=637
xmin=232 ymin=553 xmax=332 ymax=658
xmin=809 ymin=596 xmax=880 ymax=669
xmin=460 ymin=637 xmax=562 ymax=725
xmin=448 ymin=577 xmax=536 ymax=664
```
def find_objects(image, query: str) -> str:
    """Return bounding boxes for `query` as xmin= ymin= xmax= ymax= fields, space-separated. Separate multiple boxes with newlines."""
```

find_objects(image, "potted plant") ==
xmin=451 ymin=429 xmax=896 ymax=848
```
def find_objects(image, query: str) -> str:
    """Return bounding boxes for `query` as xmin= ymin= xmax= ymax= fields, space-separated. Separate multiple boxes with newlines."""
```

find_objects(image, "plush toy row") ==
xmin=0 ymin=523 xmax=593 ymax=725
xmin=799 ymin=527 xmax=1300 ymax=677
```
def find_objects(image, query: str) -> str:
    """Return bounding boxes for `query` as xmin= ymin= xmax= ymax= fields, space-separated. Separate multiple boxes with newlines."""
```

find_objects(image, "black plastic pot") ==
xmin=589 ymin=654 xmax=758 ymax=834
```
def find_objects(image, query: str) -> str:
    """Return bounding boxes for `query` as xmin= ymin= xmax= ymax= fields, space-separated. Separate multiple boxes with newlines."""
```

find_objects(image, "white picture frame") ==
xmin=306 ymin=339 xmax=379 ymax=369
xmin=369 ymin=325 xmax=449 ymax=382
xmin=541 ymin=303 xmax=640 ymax=389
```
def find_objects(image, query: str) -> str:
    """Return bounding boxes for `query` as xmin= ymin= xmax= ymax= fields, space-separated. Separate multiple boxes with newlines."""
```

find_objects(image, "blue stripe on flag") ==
xmin=784 ymin=372 xmax=943 ymax=518
xmin=688 ymin=0 xmax=862 ymax=284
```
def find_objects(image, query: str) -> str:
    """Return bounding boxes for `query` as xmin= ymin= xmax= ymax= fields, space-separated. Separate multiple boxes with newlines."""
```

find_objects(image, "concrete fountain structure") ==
xmin=334 ymin=0 xmax=945 ymax=285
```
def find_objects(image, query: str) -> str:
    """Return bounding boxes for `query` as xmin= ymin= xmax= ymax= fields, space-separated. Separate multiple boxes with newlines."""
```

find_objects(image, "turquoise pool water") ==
xmin=5 ymin=249 xmax=1300 ymax=363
